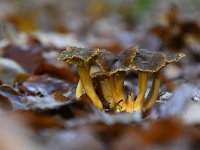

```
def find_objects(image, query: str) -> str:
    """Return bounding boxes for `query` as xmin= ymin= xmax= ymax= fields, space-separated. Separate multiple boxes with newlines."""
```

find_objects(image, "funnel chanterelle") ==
xmin=58 ymin=46 xmax=185 ymax=112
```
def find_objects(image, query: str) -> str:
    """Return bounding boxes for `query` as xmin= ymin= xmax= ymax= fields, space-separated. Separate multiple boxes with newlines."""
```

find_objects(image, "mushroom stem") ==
xmin=133 ymin=72 xmax=148 ymax=111
xmin=100 ymin=79 xmax=114 ymax=108
xmin=116 ymin=72 xmax=126 ymax=99
xmin=76 ymin=64 xmax=95 ymax=98
xmin=89 ymin=65 xmax=114 ymax=107
xmin=109 ymin=75 xmax=117 ymax=101
xmin=76 ymin=80 xmax=84 ymax=98
xmin=142 ymin=73 xmax=160 ymax=111
xmin=126 ymin=93 xmax=135 ymax=112
xmin=110 ymin=72 xmax=126 ymax=111
xmin=77 ymin=64 xmax=103 ymax=110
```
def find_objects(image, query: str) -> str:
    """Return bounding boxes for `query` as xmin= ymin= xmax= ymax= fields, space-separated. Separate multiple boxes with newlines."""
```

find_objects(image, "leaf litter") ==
xmin=0 ymin=2 xmax=200 ymax=150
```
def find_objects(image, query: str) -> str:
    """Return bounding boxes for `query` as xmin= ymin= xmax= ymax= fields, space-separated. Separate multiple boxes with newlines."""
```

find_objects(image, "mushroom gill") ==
xmin=58 ymin=47 xmax=103 ymax=110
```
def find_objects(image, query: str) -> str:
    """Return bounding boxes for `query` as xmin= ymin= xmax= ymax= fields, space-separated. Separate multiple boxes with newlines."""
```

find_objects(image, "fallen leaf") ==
xmin=33 ymin=62 xmax=77 ymax=83
xmin=18 ymin=74 xmax=70 ymax=96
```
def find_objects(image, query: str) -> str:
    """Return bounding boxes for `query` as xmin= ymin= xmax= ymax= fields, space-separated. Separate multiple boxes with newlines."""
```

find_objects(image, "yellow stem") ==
xmin=116 ymin=72 xmax=126 ymax=99
xmin=77 ymin=64 xmax=103 ymax=110
xmin=126 ymin=93 xmax=135 ymax=112
xmin=76 ymin=64 xmax=96 ymax=98
xmin=142 ymin=73 xmax=160 ymax=111
xmin=75 ymin=80 xmax=84 ymax=98
xmin=100 ymin=79 xmax=114 ymax=108
xmin=110 ymin=72 xmax=126 ymax=111
xmin=133 ymin=72 xmax=148 ymax=111
xmin=109 ymin=75 xmax=118 ymax=102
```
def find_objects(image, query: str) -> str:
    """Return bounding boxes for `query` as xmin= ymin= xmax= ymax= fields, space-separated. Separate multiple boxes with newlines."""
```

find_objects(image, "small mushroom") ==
xmin=130 ymin=49 xmax=167 ymax=111
xmin=58 ymin=47 xmax=103 ymax=110
xmin=90 ymin=67 xmax=124 ymax=110
xmin=90 ymin=68 xmax=114 ymax=108
xmin=130 ymin=48 xmax=185 ymax=111
xmin=110 ymin=46 xmax=137 ymax=111
xmin=142 ymin=52 xmax=185 ymax=111
xmin=94 ymin=47 xmax=137 ymax=111
xmin=93 ymin=49 xmax=118 ymax=108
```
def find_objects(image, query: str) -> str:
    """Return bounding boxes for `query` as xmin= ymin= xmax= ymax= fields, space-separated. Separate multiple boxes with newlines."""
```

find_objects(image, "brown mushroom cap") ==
xmin=57 ymin=47 xmax=99 ymax=64
xmin=95 ymin=49 xmax=117 ymax=72
xmin=58 ymin=46 xmax=185 ymax=112
xmin=131 ymin=49 xmax=166 ymax=73
xmin=110 ymin=46 xmax=137 ymax=74
xmin=166 ymin=52 xmax=185 ymax=63
xmin=90 ymin=70 xmax=109 ymax=80
xmin=131 ymin=48 xmax=185 ymax=111
xmin=91 ymin=47 xmax=137 ymax=75
xmin=58 ymin=47 xmax=103 ymax=110
xmin=92 ymin=47 xmax=138 ymax=111
xmin=89 ymin=64 xmax=109 ymax=80
xmin=131 ymin=48 xmax=166 ymax=111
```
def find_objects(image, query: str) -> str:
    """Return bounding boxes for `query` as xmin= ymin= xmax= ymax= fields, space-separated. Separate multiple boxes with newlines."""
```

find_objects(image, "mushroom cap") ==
xmin=130 ymin=49 xmax=185 ymax=73
xmin=131 ymin=49 xmax=166 ymax=73
xmin=95 ymin=49 xmax=118 ymax=72
xmin=111 ymin=46 xmax=137 ymax=74
xmin=90 ymin=71 xmax=109 ymax=80
xmin=91 ymin=47 xmax=137 ymax=79
xmin=89 ymin=65 xmax=109 ymax=80
xmin=58 ymin=47 xmax=99 ymax=64
xmin=166 ymin=52 xmax=185 ymax=63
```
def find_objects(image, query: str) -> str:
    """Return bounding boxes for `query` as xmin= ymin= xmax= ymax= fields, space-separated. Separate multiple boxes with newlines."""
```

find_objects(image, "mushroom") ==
xmin=130 ymin=49 xmax=168 ymax=111
xmin=90 ymin=68 xmax=115 ymax=108
xmin=93 ymin=49 xmax=118 ymax=109
xmin=110 ymin=46 xmax=137 ymax=111
xmin=93 ymin=47 xmax=137 ymax=111
xmin=58 ymin=46 xmax=185 ymax=112
xmin=142 ymin=52 xmax=185 ymax=111
xmin=58 ymin=47 xmax=103 ymax=110
xmin=130 ymin=49 xmax=185 ymax=111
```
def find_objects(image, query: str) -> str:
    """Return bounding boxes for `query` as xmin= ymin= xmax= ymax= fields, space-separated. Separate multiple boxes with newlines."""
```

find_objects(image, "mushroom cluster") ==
xmin=58 ymin=46 xmax=185 ymax=112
